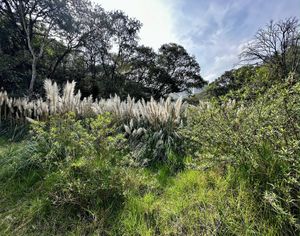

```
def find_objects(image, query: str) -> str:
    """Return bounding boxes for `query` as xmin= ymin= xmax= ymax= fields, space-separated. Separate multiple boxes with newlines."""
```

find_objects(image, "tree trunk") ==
xmin=29 ymin=57 xmax=37 ymax=93
xmin=47 ymin=48 xmax=71 ymax=79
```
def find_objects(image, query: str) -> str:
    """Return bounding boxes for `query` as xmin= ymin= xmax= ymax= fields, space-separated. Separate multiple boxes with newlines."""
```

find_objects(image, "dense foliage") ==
xmin=182 ymin=75 xmax=300 ymax=233
xmin=1 ymin=76 xmax=300 ymax=234
xmin=0 ymin=0 xmax=206 ymax=98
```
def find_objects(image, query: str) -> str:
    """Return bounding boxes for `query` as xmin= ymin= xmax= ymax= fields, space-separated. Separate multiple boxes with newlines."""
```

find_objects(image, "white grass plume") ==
xmin=0 ymin=80 xmax=187 ymax=129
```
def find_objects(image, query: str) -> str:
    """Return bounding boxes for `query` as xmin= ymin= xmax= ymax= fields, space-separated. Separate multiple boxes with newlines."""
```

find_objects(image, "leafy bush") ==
xmin=181 ymin=79 xmax=300 ymax=232
xmin=29 ymin=112 xmax=125 ymax=169
xmin=0 ymin=112 xmax=127 ymax=235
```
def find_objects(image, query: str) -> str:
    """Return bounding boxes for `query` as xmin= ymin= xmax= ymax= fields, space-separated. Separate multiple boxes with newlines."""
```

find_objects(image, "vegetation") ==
xmin=0 ymin=0 xmax=206 ymax=98
xmin=0 ymin=0 xmax=300 ymax=235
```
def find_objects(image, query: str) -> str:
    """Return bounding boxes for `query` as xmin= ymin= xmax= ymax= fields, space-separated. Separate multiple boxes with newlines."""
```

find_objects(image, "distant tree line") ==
xmin=0 ymin=0 xmax=207 ymax=98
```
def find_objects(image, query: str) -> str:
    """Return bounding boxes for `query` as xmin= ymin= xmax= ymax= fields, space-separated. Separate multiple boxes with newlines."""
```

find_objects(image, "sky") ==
xmin=93 ymin=0 xmax=300 ymax=82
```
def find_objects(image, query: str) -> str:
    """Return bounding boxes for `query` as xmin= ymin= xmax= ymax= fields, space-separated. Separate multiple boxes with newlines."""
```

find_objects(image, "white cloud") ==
xmin=92 ymin=0 xmax=300 ymax=83
xmin=91 ymin=0 xmax=244 ymax=82
xmin=170 ymin=1 xmax=256 ymax=81
xmin=92 ymin=0 xmax=180 ymax=50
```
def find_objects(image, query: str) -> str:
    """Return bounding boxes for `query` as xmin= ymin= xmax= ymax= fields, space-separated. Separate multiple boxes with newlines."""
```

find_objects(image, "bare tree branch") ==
xmin=240 ymin=17 xmax=300 ymax=78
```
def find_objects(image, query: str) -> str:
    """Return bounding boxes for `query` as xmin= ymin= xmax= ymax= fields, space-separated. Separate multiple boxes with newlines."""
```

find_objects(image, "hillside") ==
xmin=1 ymin=1 xmax=300 ymax=235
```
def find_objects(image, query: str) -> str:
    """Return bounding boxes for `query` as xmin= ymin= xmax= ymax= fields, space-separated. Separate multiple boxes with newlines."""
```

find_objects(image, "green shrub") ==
xmin=181 ymin=80 xmax=300 ymax=233
xmin=29 ymin=112 xmax=125 ymax=169
xmin=0 ymin=112 xmax=128 ymax=235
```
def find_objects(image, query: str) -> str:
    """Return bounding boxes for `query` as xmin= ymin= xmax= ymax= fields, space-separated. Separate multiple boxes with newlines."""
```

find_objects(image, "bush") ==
xmin=29 ymin=112 xmax=125 ymax=169
xmin=181 ymin=80 xmax=300 ymax=233
xmin=0 ymin=112 xmax=128 ymax=235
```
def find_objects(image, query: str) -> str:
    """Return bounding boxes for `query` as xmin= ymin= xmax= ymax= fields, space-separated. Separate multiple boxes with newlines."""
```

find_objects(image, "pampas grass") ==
xmin=0 ymin=80 xmax=186 ymax=129
xmin=1 ymin=79 xmax=188 ymax=165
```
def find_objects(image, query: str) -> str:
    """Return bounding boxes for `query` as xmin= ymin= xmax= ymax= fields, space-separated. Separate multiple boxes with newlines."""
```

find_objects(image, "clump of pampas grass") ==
xmin=1 ymin=79 xmax=187 ymax=164
xmin=0 ymin=79 xmax=186 ymax=127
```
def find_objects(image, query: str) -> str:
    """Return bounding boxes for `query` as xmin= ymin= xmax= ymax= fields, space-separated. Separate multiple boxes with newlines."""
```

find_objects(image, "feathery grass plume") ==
xmin=1 ymin=80 xmax=187 ymax=165
xmin=62 ymin=80 xmax=76 ymax=113
xmin=0 ymin=79 xmax=187 ymax=141
xmin=44 ymin=79 xmax=60 ymax=114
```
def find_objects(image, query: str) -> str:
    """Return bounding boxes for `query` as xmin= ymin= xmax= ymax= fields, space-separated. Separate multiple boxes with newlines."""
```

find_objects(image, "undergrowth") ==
xmin=0 ymin=79 xmax=300 ymax=235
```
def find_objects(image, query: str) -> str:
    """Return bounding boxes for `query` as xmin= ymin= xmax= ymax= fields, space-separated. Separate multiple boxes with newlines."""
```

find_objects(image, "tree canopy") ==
xmin=0 ymin=0 xmax=206 ymax=98
xmin=240 ymin=17 xmax=300 ymax=79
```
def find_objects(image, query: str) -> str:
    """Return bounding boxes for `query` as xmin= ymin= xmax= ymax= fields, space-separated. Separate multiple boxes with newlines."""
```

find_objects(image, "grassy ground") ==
xmin=0 ymin=136 xmax=281 ymax=235
xmin=0 ymin=136 xmax=12 ymax=152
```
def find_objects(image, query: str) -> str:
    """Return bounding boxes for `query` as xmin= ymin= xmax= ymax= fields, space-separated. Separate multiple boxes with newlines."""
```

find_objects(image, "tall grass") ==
xmin=1 ymin=80 xmax=186 ymax=164
xmin=0 ymin=79 xmax=186 ymax=125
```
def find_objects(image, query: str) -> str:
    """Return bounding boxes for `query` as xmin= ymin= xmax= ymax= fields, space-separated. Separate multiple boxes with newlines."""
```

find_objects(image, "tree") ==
xmin=46 ymin=0 xmax=93 ymax=80
xmin=155 ymin=43 xmax=206 ymax=96
xmin=0 ymin=0 xmax=77 ymax=93
xmin=125 ymin=43 xmax=207 ymax=98
xmin=240 ymin=17 xmax=300 ymax=78
xmin=0 ymin=14 xmax=31 ymax=94
xmin=126 ymin=43 xmax=207 ymax=98
xmin=206 ymin=66 xmax=256 ymax=97
xmin=82 ymin=8 xmax=142 ymax=98
xmin=125 ymin=45 xmax=157 ymax=97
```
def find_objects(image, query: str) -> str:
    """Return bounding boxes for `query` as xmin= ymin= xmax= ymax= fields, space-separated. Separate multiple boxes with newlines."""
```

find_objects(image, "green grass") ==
xmin=0 ymin=136 xmax=118 ymax=235
xmin=0 ymin=138 xmax=43 ymax=235
xmin=0 ymin=137 xmax=10 ymax=154
xmin=0 ymin=136 xmax=289 ymax=235
xmin=117 ymin=168 xmax=280 ymax=235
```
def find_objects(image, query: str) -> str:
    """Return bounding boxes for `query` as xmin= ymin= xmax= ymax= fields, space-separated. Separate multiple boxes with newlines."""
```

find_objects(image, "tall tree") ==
xmin=0 ymin=0 xmax=76 ymax=93
xmin=46 ymin=0 xmax=93 ymax=80
xmin=240 ymin=17 xmax=300 ymax=78
xmin=125 ymin=43 xmax=207 ymax=98
xmin=82 ymin=8 xmax=142 ymax=97
xmin=155 ymin=43 xmax=206 ymax=96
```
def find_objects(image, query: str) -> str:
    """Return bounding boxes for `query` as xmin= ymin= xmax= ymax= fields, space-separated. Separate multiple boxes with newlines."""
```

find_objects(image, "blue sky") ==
xmin=94 ymin=0 xmax=300 ymax=82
